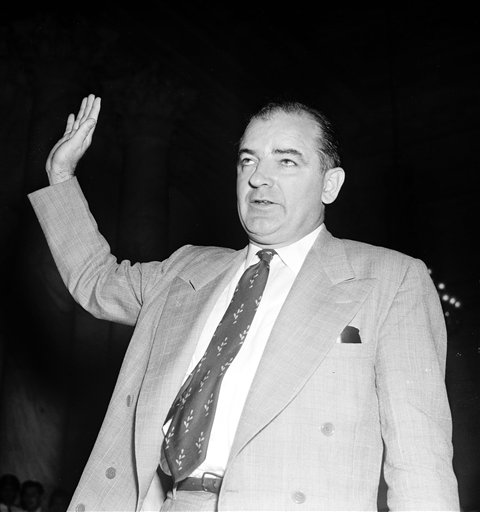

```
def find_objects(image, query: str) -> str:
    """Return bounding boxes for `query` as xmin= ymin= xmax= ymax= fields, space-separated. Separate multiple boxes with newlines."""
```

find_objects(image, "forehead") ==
xmin=23 ymin=486 xmax=40 ymax=493
xmin=241 ymin=111 xmax=320 ymax=153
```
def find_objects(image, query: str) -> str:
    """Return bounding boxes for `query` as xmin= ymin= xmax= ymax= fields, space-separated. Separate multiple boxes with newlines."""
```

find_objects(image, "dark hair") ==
xmin=0 ymin=474 xmax=20 ymax=490
xmin=20 ymin=480 xmax=44 ymax=495
xmin=244 ymin=101 xmax=341 ymax=171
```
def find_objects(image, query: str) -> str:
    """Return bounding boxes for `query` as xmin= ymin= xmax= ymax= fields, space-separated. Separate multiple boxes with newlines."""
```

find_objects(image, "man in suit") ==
xmin=29 ymin=94 xmax=460 ymax=511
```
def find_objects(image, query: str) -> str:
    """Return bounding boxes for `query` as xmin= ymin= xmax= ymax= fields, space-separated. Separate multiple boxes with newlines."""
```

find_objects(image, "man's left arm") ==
xmin=375 ymin=257 xmax=460 ymax=511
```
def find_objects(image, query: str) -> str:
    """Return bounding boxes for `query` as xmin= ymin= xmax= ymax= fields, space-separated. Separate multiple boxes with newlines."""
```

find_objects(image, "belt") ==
xmin=176 ymin=473 xmax=223 ymax=494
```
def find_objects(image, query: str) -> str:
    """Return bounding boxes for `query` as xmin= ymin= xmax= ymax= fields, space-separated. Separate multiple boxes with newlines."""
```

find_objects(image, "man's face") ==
xmin=21 ymin=487 xmax=42 ymax=511
xmin=237 ymin=111 xmax=341 ymax=247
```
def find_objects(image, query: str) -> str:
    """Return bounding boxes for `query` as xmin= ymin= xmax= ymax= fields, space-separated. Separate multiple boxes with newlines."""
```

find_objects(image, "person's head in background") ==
xmin=20 ymin=481 xmax=44 ymax=512
xmin=0 ymin=474 xmax=21 ymax=506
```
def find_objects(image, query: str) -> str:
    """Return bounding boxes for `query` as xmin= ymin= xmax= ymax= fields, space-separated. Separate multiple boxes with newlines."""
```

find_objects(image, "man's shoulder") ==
xmin=161 ymin=243 xmax=239 ymax=273
xmin=341 ymin=236 xmax=414 ymax=261
xmin=336 ymin=235 xmax=427 ymax=277
xmin=169 ymin=243 xmax=237 ymax=262
xmin=142 ymin=243 xmax=241 ymax=292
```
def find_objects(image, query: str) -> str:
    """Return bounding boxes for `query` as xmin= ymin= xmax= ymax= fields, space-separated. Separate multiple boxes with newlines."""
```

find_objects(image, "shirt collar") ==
xmin=246 ymin=224 xmax=324 ymax=276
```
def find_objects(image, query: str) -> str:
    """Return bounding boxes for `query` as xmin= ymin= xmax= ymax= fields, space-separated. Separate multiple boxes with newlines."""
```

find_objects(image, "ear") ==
xmin=321 ymin=167 xmax=345 ymax=204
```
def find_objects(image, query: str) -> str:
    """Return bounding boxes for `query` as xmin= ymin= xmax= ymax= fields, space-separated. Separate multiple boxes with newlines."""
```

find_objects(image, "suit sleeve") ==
xmin=375 ymin=258 xmax=460 ymax=511
xmin=28 ymin=177 xmax=172 ymax=326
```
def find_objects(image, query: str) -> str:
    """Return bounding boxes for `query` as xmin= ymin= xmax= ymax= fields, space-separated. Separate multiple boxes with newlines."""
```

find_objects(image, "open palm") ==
xmin=46 ymin=94 xmax=101 ymax=184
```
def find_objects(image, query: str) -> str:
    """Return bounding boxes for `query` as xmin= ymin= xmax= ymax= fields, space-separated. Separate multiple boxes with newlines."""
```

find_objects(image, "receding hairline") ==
xmin=240 ymin=101 xmax=341 ymax=170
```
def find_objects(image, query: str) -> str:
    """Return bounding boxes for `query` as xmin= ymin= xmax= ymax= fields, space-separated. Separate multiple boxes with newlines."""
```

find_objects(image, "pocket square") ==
xmin=338 ymin=326 xmax=361 ymax=344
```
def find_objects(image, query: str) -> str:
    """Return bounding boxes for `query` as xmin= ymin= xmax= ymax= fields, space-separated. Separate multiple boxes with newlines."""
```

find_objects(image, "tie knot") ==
xmin=256 ymin=249 xmax=276 ymax=264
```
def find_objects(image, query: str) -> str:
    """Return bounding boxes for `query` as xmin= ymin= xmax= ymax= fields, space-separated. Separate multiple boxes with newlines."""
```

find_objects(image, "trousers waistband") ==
xmin=176 ymin=473 xmax=223 ymax=494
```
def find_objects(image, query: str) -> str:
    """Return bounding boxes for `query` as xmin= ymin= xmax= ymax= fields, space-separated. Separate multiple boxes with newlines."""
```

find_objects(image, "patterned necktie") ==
xmin=161 ymin=249 xmax=276 ymax=483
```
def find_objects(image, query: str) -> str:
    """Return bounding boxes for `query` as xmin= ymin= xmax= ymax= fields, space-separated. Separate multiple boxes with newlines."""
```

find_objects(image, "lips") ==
xmin=249 ymin=194 xmax=277 ymax=205
xmin=252 ymin=199 xmax=274 ymax=205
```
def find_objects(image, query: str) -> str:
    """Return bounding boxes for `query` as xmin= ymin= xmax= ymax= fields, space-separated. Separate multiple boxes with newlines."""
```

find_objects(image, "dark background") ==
xmin=0 ymin=4 xmax=479 ymax=510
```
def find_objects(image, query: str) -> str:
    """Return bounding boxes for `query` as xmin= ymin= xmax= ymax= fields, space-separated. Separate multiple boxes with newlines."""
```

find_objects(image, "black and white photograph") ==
xmin=0 ymin=4 xmax=478 ymax=511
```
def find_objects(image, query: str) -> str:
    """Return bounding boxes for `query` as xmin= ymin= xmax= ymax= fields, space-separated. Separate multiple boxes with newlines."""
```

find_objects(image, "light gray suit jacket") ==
xmin=29 ymin=178 xmax=459 ymax=511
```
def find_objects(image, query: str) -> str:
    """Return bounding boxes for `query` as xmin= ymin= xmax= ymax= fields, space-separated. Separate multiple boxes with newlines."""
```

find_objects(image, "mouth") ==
xmin=251 ymin=199 xmax=275 ymax=206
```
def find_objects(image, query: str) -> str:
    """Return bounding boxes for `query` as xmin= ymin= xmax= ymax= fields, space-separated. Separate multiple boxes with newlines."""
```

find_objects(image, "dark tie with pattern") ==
xmin=161 ymin=249 xmax=276 ymax=483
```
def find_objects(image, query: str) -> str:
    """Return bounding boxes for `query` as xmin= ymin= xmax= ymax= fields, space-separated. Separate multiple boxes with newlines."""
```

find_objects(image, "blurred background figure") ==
xmin=0 ymin=474 xmax=22 ymax=512
xmin=19 ymin=481 xmax=44 ymax=512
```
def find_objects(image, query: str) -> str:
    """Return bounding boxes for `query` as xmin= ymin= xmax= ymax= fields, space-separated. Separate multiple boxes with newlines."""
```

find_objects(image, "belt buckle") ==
xmin=201 ymin=471 xmax=222 ymax=492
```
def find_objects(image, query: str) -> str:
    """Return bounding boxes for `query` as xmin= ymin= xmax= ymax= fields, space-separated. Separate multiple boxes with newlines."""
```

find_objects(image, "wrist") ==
xmin=47 ymin=168 xmax=75 ymax=185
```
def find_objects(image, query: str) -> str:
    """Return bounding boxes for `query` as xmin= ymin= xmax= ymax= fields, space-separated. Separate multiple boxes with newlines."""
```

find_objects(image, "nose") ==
xmin=248 ymin=162 xmax=274 ymax=188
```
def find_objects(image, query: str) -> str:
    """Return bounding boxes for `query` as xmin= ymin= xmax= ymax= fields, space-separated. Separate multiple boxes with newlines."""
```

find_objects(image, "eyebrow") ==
xmin=273 ymin=148 xmax=305 ymax=161
xmin=238 ymin=147 xmax=307 ymax=164
xmin=238 ymin=148 xmax=256 ymax=157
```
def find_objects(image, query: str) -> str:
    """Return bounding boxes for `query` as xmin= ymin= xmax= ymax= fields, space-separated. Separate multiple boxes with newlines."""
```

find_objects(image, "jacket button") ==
xmin=75 ymin=504 xmax=85 ymax=512
xmin=105 ymin=467 xmax=116 ymax=479
xmin=292 ymin=491 xmax=306 ymax=504
xmin=321 ymin=422 xmax=335 ymax=436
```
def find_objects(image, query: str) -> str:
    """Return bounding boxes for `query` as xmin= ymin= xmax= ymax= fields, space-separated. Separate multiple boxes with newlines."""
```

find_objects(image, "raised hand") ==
xmin=46 ymin=94 xmax=101 ymax=184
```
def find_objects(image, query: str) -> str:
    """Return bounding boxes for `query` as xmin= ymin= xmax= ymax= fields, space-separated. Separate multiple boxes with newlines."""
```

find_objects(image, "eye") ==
xmin=280 ymin=158 xmax=297 ymax=167
xmin=239 ymin=156 xmax=256 ymax=167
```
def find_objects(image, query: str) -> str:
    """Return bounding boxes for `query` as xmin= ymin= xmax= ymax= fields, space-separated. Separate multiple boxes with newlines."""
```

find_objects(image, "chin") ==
xmin=244 ymin=221 xmax=279 ymax=237
xmin=248 ymin=233 xmax=284 ymax=248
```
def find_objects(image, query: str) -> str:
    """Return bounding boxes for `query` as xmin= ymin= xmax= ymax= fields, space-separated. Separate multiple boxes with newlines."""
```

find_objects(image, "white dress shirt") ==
xmin=167 ymin=225 xmax=323 ymax=478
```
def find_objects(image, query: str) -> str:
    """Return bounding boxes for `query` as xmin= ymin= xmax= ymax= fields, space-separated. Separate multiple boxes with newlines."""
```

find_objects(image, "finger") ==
xmin=73 ymin=97 xmax=87 ymax=130
xmin=84 ymin=116 xmax=98 ymax=147
xmin=80 ymin=94 xmax=96 ymax=124
xmin=80 ymin=97 xmax=100 ymax=146
xmin=63 ymin=113 xmax=75 ymax=136
xmin=88 ymin=97 xmax=101 ymax=122
xmin=77 ymin=96 xmax=87 ymax=118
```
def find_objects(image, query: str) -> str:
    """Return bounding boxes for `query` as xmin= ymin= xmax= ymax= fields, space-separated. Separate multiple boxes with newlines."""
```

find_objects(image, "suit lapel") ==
xmin=135 ymin=246 xmax=247 ymax=499
xmin=228 ymin=229 xmax=376 ymax=462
